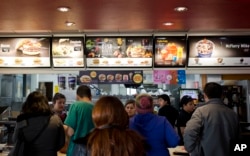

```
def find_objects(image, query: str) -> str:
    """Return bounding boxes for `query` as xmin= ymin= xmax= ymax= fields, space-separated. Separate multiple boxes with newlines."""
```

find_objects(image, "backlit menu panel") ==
xmin=154 ymin=36 xmax=187 ymax=67
xmin=0 ymin=37 xmax=51 ymax=67
xmin=85 ymin=37 xmax=153 ymax=67
xmin=52 ymin=37 xmax=84 ymax=67
xmin=188 ymin=36 xmax=250 ymax=67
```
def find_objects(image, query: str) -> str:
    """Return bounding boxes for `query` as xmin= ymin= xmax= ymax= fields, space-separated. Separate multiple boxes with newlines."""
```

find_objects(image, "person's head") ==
xmin=92 ymin=96 xmax=129 ymax=129
xmin=158 ymin=94 xmax=171 ymax=107
xmin=88 ymin=95 xmax=146 ymax=156
xmin=180 ymin=95 xmax=195 ymax=113
xmin=22 ymin=91 xmax=51 ymax=114
xmin=135 ymin=93 xmax=153 ymax=114
xmin=52 ymin=93 xmax=66 ymax=113
xmin=203 ymin=82 xmax=223 ymax=101
xmin=124 ymin=99 xmax=136 ymax=118
xmin=76 ymin=85 xmax=92 ymax=101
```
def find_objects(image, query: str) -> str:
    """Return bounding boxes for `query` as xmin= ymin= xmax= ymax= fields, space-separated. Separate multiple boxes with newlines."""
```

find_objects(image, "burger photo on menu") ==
xmin=125 ymin=38 xmax=153 ymax=58
xmin=80 ymin=75 xmax=92 ymax=83
xmin=15 ymin=39 xmax=42 ymax=55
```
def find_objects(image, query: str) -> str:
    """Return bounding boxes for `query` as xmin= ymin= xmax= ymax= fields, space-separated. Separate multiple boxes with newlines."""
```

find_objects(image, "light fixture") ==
xmin=163 ymin=22 xmax=173 ymax=26
xmin=174 ymin=7 xmax=188 ymax=12
xmin=57 ymin=6 xmax=71 ymax=12
xmin=65 ymin=21 xmax=75 ymax=26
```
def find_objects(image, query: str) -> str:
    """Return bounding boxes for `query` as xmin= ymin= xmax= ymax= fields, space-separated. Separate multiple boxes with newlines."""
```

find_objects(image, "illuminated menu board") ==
xmin=0 ymin=37 xmax=51 ymax=67
xmin=85 ymin=36 xmax=153 ymax=67
xmin=79 ymin=70 xmax=143 ymax=84
xmin=52 ymin=37 xmax=84 ymax=67
xmin=154 ymin=36 xmax=187 ymax=67
xmin=188 ymin=36 xmax=250 ymax=67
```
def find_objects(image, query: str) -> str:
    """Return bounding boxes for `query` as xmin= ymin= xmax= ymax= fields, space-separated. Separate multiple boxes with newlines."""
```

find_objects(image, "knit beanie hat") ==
xmin=135 ymin=93 xmax=153 ymax=114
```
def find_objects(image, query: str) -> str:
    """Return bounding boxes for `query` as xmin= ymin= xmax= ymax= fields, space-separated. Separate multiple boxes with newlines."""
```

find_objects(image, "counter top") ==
xmin=0 ymin=145 xmax=186 ymax=156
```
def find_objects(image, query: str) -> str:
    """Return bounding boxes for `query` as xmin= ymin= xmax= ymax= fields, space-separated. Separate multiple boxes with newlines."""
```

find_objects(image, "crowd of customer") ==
xmin=10 ymin=82 xmax=241 ymax=156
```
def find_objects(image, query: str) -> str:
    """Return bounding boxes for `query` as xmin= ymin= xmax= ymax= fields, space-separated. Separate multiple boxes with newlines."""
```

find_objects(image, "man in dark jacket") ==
xmin=158 ymin=94 xmax=179 ymax=127
xmin=183 ymin=82 xmax=239 ymax=156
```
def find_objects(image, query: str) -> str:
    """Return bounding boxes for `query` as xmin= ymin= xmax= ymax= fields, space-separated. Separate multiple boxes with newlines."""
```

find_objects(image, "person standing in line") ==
xmin=157 ymin=94 xmax=179 ymax=128
xmin=86 ymin=96 xmax=146 ymax=156
xmin=52 ymin=93 xmax=67 ymax=122
xmin=124 ymin=99 xmax=137 ymax=118
xmin=183 ymin=82 xmax=240 ymax=156
xmin=176 ymin=95 xmax=195 ymax=145
xmin=11 ymin=91 xmax=65 ymax=156
xmin=129 ymin=93 xmax=179 ymax=156
xmin=64 ymin=85 xmax=95 ymax=156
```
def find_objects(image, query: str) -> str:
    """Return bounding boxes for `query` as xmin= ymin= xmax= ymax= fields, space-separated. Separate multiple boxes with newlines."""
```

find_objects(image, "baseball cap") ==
xmin=180 ymin=95 xmax=194 ymax=106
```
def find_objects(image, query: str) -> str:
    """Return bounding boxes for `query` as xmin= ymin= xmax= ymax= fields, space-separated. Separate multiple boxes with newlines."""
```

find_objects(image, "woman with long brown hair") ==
xmin=87 ymin=96 xmax=146 ymax=156
xmin=11 ymin=91 xmax=65 ymax=156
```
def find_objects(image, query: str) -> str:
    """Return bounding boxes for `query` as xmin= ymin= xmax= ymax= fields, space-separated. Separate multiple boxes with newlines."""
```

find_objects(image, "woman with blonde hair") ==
xmin=87 ymin=96 xmax=146 ymax=156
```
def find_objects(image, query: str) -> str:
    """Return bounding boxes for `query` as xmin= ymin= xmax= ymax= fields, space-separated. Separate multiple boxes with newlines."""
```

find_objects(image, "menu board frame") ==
xmin=187 ymin=35 xmax=250 ymax=67
xmin=51 ymin=37 xmax=85 ymax=68
xmin=84 ymin=36 xmax=153 ymax=68
xmin=0 ymin=37 xmax=51 ymax=68
xmin=154 ymin=36 xmax=187 ymax=68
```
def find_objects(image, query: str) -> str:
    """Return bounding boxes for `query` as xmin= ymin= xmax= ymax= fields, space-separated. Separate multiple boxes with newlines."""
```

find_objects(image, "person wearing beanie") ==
xmin=129 ymin=93 xmax=179 ymax=156
xmin=176 ymin=95 xmax=195 ymax=145
xmin=157 ymin=94 xmax=179 ymax=127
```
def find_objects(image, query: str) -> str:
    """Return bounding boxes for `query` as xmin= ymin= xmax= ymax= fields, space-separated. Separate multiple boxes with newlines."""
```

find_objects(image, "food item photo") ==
xmin=196 ymin=39 xmax=215 ymax=57
xmin=80 ymin=75 xmax=92 ymax=83
xmin=16 ymin=39 xmax=42 ymax=55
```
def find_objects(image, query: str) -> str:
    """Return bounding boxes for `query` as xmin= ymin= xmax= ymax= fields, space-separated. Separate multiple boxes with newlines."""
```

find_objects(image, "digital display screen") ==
xmin=179 ymin=89 xmax=199 ymax=100
xmin=85 ymin=36 xmax=153 ymax=67
xmin=52 ymin=37 xmax=84 ymax=67
xmin=154 ymin=36 xmax=187 ymax=67
xmin=0 ymin=37 xmax=51 ymax=67
xmin=188 ymin=36 xmax=250 ymax=67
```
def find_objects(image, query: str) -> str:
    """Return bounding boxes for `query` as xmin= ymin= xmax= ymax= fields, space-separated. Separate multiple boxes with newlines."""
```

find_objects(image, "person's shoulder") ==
xmin=155 ymin=114 xmax=167 ymax=121
xmin=73 ymin=101 xmax=93 ymax=107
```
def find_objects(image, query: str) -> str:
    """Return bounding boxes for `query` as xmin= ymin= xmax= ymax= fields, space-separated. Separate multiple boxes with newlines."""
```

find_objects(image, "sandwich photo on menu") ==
xmin=0 ymin=37 xmax=51 ymax=67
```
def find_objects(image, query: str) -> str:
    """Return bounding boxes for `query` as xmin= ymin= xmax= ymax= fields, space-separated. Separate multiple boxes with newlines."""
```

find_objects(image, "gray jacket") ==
xmin=13 ymin=113 xmax=65 ymax=156
xmin=183 ymin=98 xmax=239 ymax=156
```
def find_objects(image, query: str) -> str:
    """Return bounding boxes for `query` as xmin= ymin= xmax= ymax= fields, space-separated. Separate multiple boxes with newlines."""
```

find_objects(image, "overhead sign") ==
xmin=79 ymin=70 xmax=143 ymax=84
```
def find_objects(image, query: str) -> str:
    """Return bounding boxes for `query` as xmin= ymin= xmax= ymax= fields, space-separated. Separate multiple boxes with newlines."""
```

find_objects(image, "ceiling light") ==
xmin=57 ymin=7 xmax=71 ymax=12
xmin=174 ymin=7 xmax=188 ymax=12
xmin=65 ymin=21 xmax=75 ymax=26
xmin=163 ymin=22 xmax=173 ymax=26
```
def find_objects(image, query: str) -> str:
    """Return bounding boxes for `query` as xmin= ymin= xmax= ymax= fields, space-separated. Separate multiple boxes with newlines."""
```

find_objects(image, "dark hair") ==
xmin=77 ymin=85 xmax=91 ymax=98
xmin=22 ymin=91 xmax=51 ymax=114
xmin=180 ymin=95 xmax=193 ymax=107
xmin=124 ymin=99 xmax=135 ymax=107
xmin=52 ymin=93 xmax=66 ymax=104
xmin=158 ymin=94 xmax=171 ymax=104
xmin=203 ymin=82 xmax=223 ymax=99
xmin=87 ymin=96 xmax=146 ymax=156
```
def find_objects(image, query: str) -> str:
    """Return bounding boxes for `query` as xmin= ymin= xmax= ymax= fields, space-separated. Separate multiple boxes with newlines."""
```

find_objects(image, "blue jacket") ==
xmin=129 ymin=113 xmax=179 ymax=156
